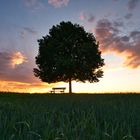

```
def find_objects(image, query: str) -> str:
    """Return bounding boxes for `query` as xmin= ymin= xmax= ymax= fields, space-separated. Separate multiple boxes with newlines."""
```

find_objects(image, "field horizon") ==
xmin=1 ymin=91 xmax=140 ymax=95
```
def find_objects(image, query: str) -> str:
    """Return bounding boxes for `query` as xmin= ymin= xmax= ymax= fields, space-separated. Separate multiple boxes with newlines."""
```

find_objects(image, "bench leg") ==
xmin=50 ymin=91 xmax=55 ymax=93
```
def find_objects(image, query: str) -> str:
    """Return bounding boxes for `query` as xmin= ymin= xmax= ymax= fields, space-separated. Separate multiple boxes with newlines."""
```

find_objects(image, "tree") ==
xmin=34 ymin=21 xmax=104 ymax=93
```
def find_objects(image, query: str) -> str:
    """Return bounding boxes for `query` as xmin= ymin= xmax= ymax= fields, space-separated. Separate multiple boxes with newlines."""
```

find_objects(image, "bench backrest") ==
xmin=52 ymin=87 xmax=66 ymax=90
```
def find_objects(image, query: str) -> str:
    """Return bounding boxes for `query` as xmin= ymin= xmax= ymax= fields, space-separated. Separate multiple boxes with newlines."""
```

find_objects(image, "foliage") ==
xmin=0 ymin=93 xmax=140 ymax=140
xmin=34 ymin=21 xmax=104 ymax=93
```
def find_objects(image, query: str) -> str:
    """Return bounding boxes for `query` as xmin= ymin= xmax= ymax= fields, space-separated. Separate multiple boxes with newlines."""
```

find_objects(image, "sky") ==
xmin=0 ymin=0 xmax=140 ymax=93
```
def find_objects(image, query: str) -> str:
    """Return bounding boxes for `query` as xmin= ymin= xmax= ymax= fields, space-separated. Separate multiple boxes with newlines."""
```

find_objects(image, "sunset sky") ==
xmin=0 ymin=0 xmax=140 ymax=93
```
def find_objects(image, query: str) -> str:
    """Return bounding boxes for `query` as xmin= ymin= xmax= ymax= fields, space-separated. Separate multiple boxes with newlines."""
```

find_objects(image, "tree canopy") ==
xmin=34 ymin=21 xmax=104 ymax=93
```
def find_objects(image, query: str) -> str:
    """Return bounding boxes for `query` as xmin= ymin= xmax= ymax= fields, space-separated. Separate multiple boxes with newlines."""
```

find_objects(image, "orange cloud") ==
xmin=0 ymin=51 xmax=34 ymax=83
xmin=11 ymin=52 xmax=28 ymax=68
xmin=0 ymin=80 xmax=61 ymax=93
xmin=95 ymin=19 xmax=140 ymax=68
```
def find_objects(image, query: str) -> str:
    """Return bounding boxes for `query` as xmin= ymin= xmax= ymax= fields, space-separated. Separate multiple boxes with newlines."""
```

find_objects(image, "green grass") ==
xmin=0 ymin=92 xmax=140 ymax=140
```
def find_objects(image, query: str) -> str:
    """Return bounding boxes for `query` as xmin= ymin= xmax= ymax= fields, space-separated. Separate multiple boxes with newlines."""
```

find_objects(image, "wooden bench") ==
xmin=50 ymin=87 xmax=66 ymax=93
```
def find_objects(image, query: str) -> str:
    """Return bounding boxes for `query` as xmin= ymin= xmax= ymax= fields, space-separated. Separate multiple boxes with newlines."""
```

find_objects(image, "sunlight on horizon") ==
xmin=1 ymin=53 xmax=140 ymax=93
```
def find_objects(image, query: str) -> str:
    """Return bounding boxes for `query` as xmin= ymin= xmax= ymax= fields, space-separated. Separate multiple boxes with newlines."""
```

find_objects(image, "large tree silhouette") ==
xmin=34 ymin=21 xmax=104 ymax=93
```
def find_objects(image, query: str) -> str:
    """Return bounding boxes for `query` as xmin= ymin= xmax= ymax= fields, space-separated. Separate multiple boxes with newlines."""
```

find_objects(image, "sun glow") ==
xmin=0 ymin=80 xmax=62 ymax=93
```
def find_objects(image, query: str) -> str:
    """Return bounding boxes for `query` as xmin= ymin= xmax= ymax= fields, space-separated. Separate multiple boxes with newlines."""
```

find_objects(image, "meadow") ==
xmin=0 ymin=92 xmax=140 ymax=140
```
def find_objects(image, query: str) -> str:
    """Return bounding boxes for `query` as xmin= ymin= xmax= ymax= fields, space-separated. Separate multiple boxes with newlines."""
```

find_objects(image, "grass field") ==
xmin=0 ymin=93 xmax=140 ymax=140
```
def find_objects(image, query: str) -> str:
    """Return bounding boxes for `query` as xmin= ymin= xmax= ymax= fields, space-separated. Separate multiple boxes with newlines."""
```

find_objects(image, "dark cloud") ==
xmin=23 ymin=27 xmax=37 ymax=34
xmin=87 ymin=14 xmax=95 ymax=23
xmin=113 ymin=20 xmax=124 ymax=27
xmin=124 ymin=13 xmax=133 ymax=19
xmin=95 ymin=19 xmax=140 ymax=68
xmin=0 ymin=52 xmax=12 ymax=71
xmin=128 ymin=0 xmax=139 ymax=11
xmin=80 ymin=12 xmax=95 ymax=23
xmin=20 ymin=27 xmax=37 ymax=38
xmin=120 ymin=36 xmax=130 ymax=42
xmin=130 ymin=31 xmax=140 ymax=38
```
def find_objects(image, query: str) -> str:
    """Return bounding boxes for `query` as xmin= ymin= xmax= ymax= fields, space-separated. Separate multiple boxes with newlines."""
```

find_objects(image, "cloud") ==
xmin=20 ymin=27 xmax=37 ymax=38
xmin=80 ymin=12 xmax=86 ymax=21
xmin=48 ymin=0 xmax=70 ymax=8
xmin=87 ymin=14 xmax=95 ymax=23
xmin=0 ymin=51 xmax=27 ymax=69
xmin=128 ymin=0 xmax=139 ymax=11
xmin=113 ymin=20 xmax=124 ymax=27
xmin=23 ymin=27 xmax=37 ymax=34
xmin=124 ymin=13 xmax=133 ymax=19
xmin=23 ymin=0 xmax=44 ymax=10
xmin=0 ymin=80 xmax=60 ymax=93
xmin=95 ymin=18 xmax=140 ymax=68
xmin=0 ymin=52 xmax=13 ymax=70
xmin=0 ymin=51 xmax=35 ymax=82
xmin=80 ymin=12 xmax=95 ymax=23
xmin=11 ymin=52 xmax=28 ymax=68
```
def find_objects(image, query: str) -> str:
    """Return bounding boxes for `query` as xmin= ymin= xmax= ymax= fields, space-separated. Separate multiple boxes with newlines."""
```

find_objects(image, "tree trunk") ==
xmin=69 ymin=77 xmax=72 ymax=94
